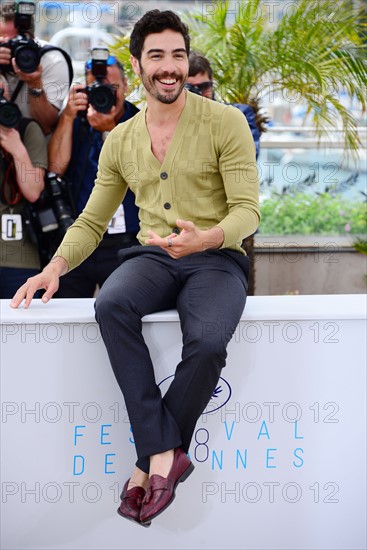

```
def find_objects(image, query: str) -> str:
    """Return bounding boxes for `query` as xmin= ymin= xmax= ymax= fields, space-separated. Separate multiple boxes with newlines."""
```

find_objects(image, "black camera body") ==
xmin=37 ymin=172 xmax=75 ymax=234
xmin=0 ymin=36 xmax=41 ymax=74
xmin=0 ymin=89 xmax=22 ymax=127
xmin=45 ymin=172 xmax=75 ymax=234
xmin=29 ymin=172 xmax=75 ymax=236
xmin=78 ymin=48 xmax=116 ymax=119
xmin=0 ymin=1 xmax=40 ymax=74
xmin=24 ymin=172 xmax=76 ymax=266
xmin=26 ymin=172 xmax=76 ymax=265
xmin=82 ymin=81 xmax=116 ymax=114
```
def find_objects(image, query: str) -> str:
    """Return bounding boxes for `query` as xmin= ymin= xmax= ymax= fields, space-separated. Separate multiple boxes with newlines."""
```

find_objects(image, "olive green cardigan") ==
xmin=55 ymin=91 xmax=260 ymax=271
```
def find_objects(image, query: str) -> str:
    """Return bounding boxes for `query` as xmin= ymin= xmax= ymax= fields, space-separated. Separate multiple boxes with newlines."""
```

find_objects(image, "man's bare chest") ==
xmin=148 ymin=125 xmax=176 ymax=164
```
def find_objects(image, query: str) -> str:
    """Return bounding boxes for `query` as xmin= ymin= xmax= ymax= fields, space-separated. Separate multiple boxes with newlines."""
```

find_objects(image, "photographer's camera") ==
xmin=0 ymin=1 xmax=41 ymax=74
xmin=46 ymin=172 xmax=75 ymax=234
xmin=26 ymin=172 xmax=76 ymax=266
xmin=78 ymin=48 xmax=116 ymax=119
xmin=34 ymin=172 xmax=75 ymax=234
xmin=0 ymin=89 xmax=21 ymax=127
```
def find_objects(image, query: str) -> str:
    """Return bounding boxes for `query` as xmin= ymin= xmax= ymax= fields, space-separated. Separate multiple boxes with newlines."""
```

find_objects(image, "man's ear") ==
xmin=130 ymin=55 xmax=140 ymax=77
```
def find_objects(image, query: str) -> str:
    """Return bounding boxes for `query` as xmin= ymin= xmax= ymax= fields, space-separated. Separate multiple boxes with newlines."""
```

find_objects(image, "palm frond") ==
xmin=185 ymin=0 xmax=367 ymax=151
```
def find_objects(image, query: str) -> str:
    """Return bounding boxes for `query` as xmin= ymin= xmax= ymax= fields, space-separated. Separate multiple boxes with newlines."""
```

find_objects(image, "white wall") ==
xmin=1 ymin=295 xmax=366 ymax=550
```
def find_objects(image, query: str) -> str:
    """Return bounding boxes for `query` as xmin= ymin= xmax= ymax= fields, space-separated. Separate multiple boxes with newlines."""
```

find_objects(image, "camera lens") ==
xmin=0 ymin=103 xmax=22 ymax=128
xmin=14 ymin=44 xmax=40 ymax=73
xmin=88 ymin=84 xmax=116 ymax=113
xmin=53 ymin=199 xmax=74 ymax=230
xmin=47 ymin=177 xmax=62 ymax=197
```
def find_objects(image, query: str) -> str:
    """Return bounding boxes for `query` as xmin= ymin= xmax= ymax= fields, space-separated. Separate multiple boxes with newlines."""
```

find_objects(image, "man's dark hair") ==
xmin=188 ymin=51 xmax=213 ymax=80
xmin=129 ymin=9 xmax=190 ymax=61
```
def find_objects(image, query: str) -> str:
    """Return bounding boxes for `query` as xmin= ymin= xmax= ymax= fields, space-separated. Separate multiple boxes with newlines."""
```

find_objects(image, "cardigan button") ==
xmin=172 ymin=227 xmax=180 ymax=234
xmin=160 ymin=172 xmax=168 ymax=180
xmin=163 ymin=202 xmax=171 ymax=209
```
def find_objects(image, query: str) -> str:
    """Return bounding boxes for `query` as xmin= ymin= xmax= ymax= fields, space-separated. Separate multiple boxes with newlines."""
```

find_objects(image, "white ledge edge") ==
xmin=1 ymin=295 xmax=366 ymax=324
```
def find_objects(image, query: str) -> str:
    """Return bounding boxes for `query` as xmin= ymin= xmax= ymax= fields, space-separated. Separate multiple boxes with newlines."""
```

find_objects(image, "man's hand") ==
xmin=10 ymin=257 xmax=68 ymax=309
xmin=62 ymin=83 xmax=88 ymax=120
xmin=0 ymin=44 xmax=11 ymax=70
xmin=11 ymin=58 xmax=43 ymax=85
xmin=0 ymin=125 xmax=23 ymax=156
xmin=145 ymin=219 xmax=224 ymax=259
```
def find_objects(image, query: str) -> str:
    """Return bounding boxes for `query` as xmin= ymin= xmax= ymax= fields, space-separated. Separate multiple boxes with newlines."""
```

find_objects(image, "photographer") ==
xmin=48 ymin=51 xmax=140 ymax=298
xmin=0 ymin=76 xmax=47 ymax=298
xmin=0 ymin=0 xmax=70 ymax=135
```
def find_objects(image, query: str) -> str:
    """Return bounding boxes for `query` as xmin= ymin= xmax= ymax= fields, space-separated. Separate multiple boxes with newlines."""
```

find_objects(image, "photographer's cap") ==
xmin=85 ymin=55 xmax=124 ymax=73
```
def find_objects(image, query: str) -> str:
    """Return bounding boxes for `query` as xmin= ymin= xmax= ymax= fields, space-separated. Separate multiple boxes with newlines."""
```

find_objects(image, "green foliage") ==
xmin=259 ymin=193 xmax=367 ymax=235
xmin=109 ymin=35 xmax=144 ymax=104
xmin=111 ymin=1 xmax=367 ymax=150
xmin=185 ymin=0 xmax=367 ymax=152
xmin=353 ymin=209 xmax=367 ymax=256
xmin=353 ymin=238 xmax=367 ymax=254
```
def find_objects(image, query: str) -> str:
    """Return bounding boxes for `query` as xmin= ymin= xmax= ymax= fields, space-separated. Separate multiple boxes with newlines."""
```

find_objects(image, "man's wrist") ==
xmin=201 ymin=226 xmax=224 ymax=251
xmin=60 ymin=109 xmax=75 ymax=124
xmin=26 ymin=73 xmax=42 ymax=86
xmin=28 ymin=87 xmax=44 ymax=97
xmin=10 ymin=141 xmax=27 ymax=162
xmin=28 ymin=76 xmax=43 ymax=96
xmin=46 ymin=256 xmax=68 ymax=277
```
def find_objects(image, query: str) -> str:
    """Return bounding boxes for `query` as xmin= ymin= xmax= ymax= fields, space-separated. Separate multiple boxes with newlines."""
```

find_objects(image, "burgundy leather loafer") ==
xmin=140 ymin=448 xmax=194 ymax=524
xmin=117 ymin=480 xmax=151 ymax=527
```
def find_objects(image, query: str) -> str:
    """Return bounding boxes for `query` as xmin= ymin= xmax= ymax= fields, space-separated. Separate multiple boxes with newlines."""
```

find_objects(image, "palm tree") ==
xmin=185 ymin=0 xmax=366 ymax=294
xmin=186 ymin=0 xmax=366 ymax=151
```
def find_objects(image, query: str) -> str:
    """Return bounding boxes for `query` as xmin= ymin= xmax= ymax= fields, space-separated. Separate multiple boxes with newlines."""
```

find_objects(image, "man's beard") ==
xmin=139 ymin=64 xmax=187 ymax=104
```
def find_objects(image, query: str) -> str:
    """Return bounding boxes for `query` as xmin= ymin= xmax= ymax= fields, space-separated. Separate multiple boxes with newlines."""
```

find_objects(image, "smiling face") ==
xmin=131 ymin=29 xmax=189 ymax=105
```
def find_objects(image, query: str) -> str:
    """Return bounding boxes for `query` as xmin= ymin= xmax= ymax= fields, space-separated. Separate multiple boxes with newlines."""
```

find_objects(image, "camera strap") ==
xmin=40 ymin=45 xmax=74 ymax=86
xmin=10 ymin=80 xmax=24 ymax=103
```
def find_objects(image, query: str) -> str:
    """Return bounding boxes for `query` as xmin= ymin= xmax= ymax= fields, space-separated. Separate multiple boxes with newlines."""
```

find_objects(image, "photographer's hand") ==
xmin=10 ymin=256 xmax=68 ymax=309
xmin=0 ymin=124 xmax=45 ymax=202
xmin=0 ymin=124 xmax=23 ymax=155
xmin=12 ymin=58 xmax=43 ymax=85
xmin=0 ymin=44 xmax=11 ymax=71
xmin=63 ymin=83 xmax=88 ymax=120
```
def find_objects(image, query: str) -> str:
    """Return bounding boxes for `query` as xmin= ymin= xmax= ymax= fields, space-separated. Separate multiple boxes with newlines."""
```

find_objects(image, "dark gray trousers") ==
xmin=94 ymin=246 xmax=249 ymax=473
